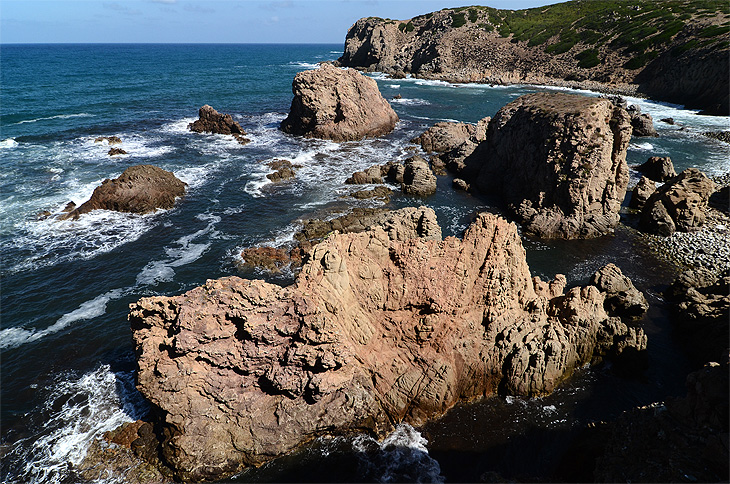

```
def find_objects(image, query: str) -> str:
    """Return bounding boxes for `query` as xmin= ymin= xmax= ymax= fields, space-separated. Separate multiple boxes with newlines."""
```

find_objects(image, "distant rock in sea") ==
xmin=188 ymin=104 xmax=250 ymax=145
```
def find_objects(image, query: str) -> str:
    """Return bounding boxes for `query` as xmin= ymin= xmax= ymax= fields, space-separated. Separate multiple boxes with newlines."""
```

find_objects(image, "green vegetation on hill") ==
xmin=436 ymin=1 xmax=729 ymax=69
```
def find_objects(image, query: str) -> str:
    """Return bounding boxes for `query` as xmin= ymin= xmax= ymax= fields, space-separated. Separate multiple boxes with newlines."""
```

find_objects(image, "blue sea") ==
xmin=1 ymin=44 xmax=728 ymax=483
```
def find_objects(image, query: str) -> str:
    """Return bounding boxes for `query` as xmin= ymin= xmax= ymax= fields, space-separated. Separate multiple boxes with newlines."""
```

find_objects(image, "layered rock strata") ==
xmin=130 ymin=210 xmax=645 ymax=481
xmin=469 ymin=92 xmax=632 ymax=238
xmin=188 ymin=105 xmax=250 ymax=145
xmin=60 ymin=165 xmax=186 ymax=220
xmin=280 ymin=63 xmax=398 ymax=141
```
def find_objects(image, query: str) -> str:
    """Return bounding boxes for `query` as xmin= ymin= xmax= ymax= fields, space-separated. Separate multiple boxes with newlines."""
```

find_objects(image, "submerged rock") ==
xmin=639 ymin=168 xmax=716 ymax=236
xmin=188 ymin=105 xmax=250 ymax=145
xmin=95 ymin=135 xmax=122 ymax=145
xmin=59 ymin=165 xmax=186 ymax=220
xmin=471 ymin=91 xmax=632 ymax=239
xmin=280 ymin=63 xmax=398 ymax=141
xmin=130 ymin=210 xmax=645 ymax=482
xmin=108 ymin=147 xmax=127 ymax=156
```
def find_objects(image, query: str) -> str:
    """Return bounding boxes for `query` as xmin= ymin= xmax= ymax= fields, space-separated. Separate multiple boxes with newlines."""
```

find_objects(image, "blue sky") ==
xmin=1 ymin=0 xmax=555 ymax=44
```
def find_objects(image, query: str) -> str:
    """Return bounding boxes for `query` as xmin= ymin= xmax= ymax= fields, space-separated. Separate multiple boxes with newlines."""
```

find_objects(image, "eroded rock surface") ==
xmin=639 ymin=168 xmax=716 ymax=236
xmin=401 ymin=156 xmax=437 ymax=197
xmin=60 ymin=165 xmax=186 ymax=220
xmin=629 ymin=176 xmax=656 ymax=210
xmin=471 ymin=92 xmax=632 ymax=238
xmin=266 ymin=159 xmax=296 ymax=182
xmin=189 ymin=105 xmax=250 ymax=145
xmin=636 ymin=156 xmax=676 ymax=182
xmin=590 ymin=263 xmax=649 ymax=321
xmin=130 ymin=211 xmax=645 ymax=482
xmin=280 ymin=63 xmax=398 ymax=141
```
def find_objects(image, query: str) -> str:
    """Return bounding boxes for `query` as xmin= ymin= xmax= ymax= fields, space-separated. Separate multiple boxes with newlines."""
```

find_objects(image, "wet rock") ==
xmin=95 ymin=136 xmax=122 ymax=145
xmin=639 ymin=168 xmax=716 ymax=236
xmin=660 ymin=117 xmax=675 ymax=125
xmin=108 ymin=147 xmax=127 ymax=156
xmin=629 ymin=176 xmax=656 ymax=210
xmin=472 ymin=92 xmax=632 ymax=239
xmin=59 ymin=165 xmax=186 ymax=220
xmin=266 ymin=159 xmax=296 ymax=182
xmin=350 ymin=186 xmax=392 ymax=201
xmin=280 ymin=63 xmax=398 ymax=141
xmin=62 ymin=201 xmax=76 ymax=213
xmin=590 ymin=263 xmax=648 ymax=321
xmin=130 ymin=211 xmax=645 ymax=481
xmin=636 ymin=156 xmax=676 ymax=182
xmin=188 ymin=105 xmax=250 ymax=145
xmin=345 ymin=165 xmax=383 ymax=184
xmin=401 ymin=156 xmax=437 ymax=197
xmin=702 ymin=130 xmax=730 ymax=144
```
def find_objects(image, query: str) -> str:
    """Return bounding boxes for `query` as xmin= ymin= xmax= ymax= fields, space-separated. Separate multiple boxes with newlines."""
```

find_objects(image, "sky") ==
xmin=1 ymin=0 xmax=557 ymax=44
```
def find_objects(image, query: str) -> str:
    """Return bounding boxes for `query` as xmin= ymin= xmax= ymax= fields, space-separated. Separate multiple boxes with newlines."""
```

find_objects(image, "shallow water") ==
xmin=1 ymin=43 xmax=728 ymax=483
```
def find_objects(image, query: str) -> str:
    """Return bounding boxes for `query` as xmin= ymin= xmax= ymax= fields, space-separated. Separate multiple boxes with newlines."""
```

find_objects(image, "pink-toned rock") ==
xmin=280 ymin=63 xmax=398 ymax=141
xmin=130 ymin=209 xmax=645 ymax=482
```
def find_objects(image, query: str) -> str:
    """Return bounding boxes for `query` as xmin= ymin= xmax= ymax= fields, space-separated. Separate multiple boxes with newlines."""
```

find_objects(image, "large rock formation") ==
xmin=411 ymin=118 xmax=489 ymax=153
xmin=280 ymin=63 xmax=398 ymax=141
xmin=636 ymin=156 xmax=676 ymax=182
xmin=130 ymin=210 xmax=645 ymax=482
xmin=401 ymin=156 xmax=437 ymax=197
xmin=639 ymin=168 xmax=716 ymax=236
xmin=470 ymin=91 xmax=632 ymax=239
xmin=188 ymin=105 xmax=250 ymax=145
xmin=60 ymin=165 xmax=186 ymax=220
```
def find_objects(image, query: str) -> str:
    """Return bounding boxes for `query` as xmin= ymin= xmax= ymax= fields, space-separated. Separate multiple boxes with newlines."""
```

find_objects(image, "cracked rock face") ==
xmin=280 ymin=63 xmax=398 ymax=141
xmin=472 ymin=91 xmax=632 ymax=239
xmin=130 ymin=210 xmax=646 ymax=482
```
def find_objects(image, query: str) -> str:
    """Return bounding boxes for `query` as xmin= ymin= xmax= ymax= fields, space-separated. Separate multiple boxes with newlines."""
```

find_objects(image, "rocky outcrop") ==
xmin=590 ymin=263 xmax=648 ymax=321
xmin=401 ymin=156 xmax=437 ymax=197
xmin=411 ymin=118 xmax=489 ymax=153
xmin=629 ymin=176 xmax=656 ymax=210
xmin=130 ymin=210 xmax=646 ymax=482
xmin=636 ymin=156 xmax=676 ymax=182
xmin=188 ymin=105 xmax=250 ymax=145
xmin=350 ymin=186 xmax=392 ymax=201
xmin=345 ymin=165 xmax=383 ymax=184
xmin=60 ymin=165 xmax=186 ymax=220
xmin=469 ymin=92 xmax=632 ymax=239
xmin=265 ymin=159 xmax=296 ymax=182
xmin=108 ymin=147 xmax=127 ymax=156
xmin=627 ymin=105 xmax=658 ymax=137
xmin=639 ymin=168 xmax=716 ymax=236
xmin=95 ymin=136 xmax=122 ymax=145
xmin=280 ymin=63 xmax=398 ymax=141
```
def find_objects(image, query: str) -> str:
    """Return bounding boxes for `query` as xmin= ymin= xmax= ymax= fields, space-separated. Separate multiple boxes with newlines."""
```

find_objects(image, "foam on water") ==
xmin=352 ymin=424 xmax=445 ymax=483
xmin=1 ymin=137 xmax=19 ymax=148
xmin=2 ymin=365 xmax=149 ymax=484
xmin=390 ymin=97 xmax=431 ymax=106
xmin=289 ymin=61 xmax=320 ymax=70
xmin=13 ymin=113 xmax=94 ymax=125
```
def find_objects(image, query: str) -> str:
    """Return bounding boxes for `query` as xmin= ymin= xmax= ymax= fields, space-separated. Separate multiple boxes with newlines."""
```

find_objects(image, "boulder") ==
xmin=472 ymin=92 xmax=632 ymax=239
xmin=639 ymin=168 xmax=716 ymax=236
xmin=452 ymin=178 xmax=470 ymax=191
xmin=636 ymin=156 xmax=676 ymax=182
xmin=709 ymin=185 xmax=729 ymax=213
xmin=108 ymin=147 xmax=127 ymax=156
xmin=660 ymin=117 xmax=675 ymax=125
xmin=590 ymin=263 xmax=649 ymax=321
xmin=280 ymin=63 xmax=398 ymax=141
xmin=188 ymin=105 xmax=250 ymax=145
xmin=380 ymin=161 xmax=405 ymax=184
xmin=627 ymin=105 xmax=658 ymax=137
xmin=411 ymin=121 xmax=476 ymax=153
xmin=95 ymin=136 xmax=122 ymax=145
xmin=401 ymin=156 xmax=437 ymax=197
xmin=350 ymin=186 xmax=392 ymax=201
xmin=345 ymin=165 xmax=383 ymax=184
xmin=265 ymin=159 xmax=296 ymax=182
xmin=60 ymin=165 xmax=186 ymax=220
xmin=130 ymin=211 xmax=645 ymax=481
xmin=629 ymin=176 xmax=656 ymax=210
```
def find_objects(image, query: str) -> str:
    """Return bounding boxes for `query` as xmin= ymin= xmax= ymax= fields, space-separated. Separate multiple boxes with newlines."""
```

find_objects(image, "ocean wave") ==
xmin=630 ymin=141 xmax=655 ymax=151
xmin=388 ymin=84 xmax=401 ymax=89
xmin=0 ymin=289 xmax=125 ymax=350
xmin=390 ymin=97 xmax=430 ymax=106
xmin=159 ymin=116 xmax=198 ymax=135
xmin=2 ymin=365 xmax=148 ymax=484
xmin=14 ymin=113 xmax=94 ymax=125
xmin=1 ymin=137 xmax=19 ymax=148
xmin=289 ymin=61 xmax=320 ymax=70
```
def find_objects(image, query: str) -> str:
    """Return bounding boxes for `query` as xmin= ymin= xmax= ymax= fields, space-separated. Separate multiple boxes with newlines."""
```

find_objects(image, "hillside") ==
xmin=337 ymin=0 xmax=730 ymax=114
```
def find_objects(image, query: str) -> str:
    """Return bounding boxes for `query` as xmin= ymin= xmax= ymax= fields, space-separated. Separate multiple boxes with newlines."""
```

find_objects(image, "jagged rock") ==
xmin=590 ymin=263 xmax=649 ymax=321
xmin=345 ymin=165 xmax=383 ymax=184
xmin=401 ymin=156 xmax=437 ymax=197
xmin=627 ymin=105 xmax=658 ymax=137
xmin=59 ymin=165 xmax=186 ymax=220
xmin=62 ymin=201 xmax=76 ymax=213
xmin=636 ymin=156 xmax=676 ymax=182
xmin=660 ymin=117 xmax=675 ymax=125
xmin=240 ymin=247 xmax=297 ymax=273
xmin=95 ymin=136 xmax=122 ymax=145
xmin=350 ymin=186 xmax=392 ymax=201
xmin=266 ymin=159 xmax=296 ymax=182
xmin=280 ymin=63 xmax=398 ymax=141
xmin=411 ymin=121 xmax=474 ymax=153
xmin=381 ymin=161 xmax=405 ymax=184
xmin=639 ymin=168 xmax=716 ymax=236
xmin=471 ymin=92 xmax=632 ymax=239
xmin=629 ymin=176 xmax=656 ymax=210
xmin=130 ymin=211 xmax=646 ymax=481
xmin=430 ymin=157 xmax=447 ymax=176
xmin=666 ymin=269 xmax=729 ymax=364
xmin=452 ymin=178 xmax=470 ymax=191
xmin=188 ymin=105 xmax=250 ymax=145
xmin=108 ymin=147 xmax=127 ymax=156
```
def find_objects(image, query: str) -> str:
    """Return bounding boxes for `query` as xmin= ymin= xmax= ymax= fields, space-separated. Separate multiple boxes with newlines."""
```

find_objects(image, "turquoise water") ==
xmin=1 ymin=44 xmax=728 ymax=483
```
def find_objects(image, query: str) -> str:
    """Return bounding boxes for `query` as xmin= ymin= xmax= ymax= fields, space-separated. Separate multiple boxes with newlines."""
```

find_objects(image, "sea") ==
xmin=1 ymin=43 xmax=728 ymax=483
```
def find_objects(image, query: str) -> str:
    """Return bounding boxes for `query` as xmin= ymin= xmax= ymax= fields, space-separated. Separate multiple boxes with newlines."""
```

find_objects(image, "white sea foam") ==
xmin=4 ymin=365 xmax=148 ymax=484
xmin=14 ymin=113 xmax=94 ymax=125
xmin=388 ymin=84 xmax=401 ymax=89
xmin=630 ymin=141 xmax=654 ymax=151
xmin=1 ymin=137 xmax=19 ymax=148
xmin=353 ymin=424 xmax=445 ymax=483
xmin=0 ymin=289 xmax=125 ymax=350
xmin=414 ymin=79 xmax=455 ymax=88
xmin=160 ymin=116 xmax=198 ymax=135
xmin=390 ymin=97 xmax=431 ymax=106
xmin=289 ymin=61 xmax=320 ymax=70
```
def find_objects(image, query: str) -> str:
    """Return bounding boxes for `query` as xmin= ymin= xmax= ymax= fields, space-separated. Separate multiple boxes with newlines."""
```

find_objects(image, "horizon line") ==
xmin=1 ymin=41 xmax=345 ymax=46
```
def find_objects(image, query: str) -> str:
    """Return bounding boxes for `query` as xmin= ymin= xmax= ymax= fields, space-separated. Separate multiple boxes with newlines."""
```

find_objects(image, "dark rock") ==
xmin=629 ymin=176 xmax=656 ymax=210
xmin=709 ymin=185 xmax=729 ymax=213
xmin=345 ymin=165 xmax=383 ymax=184
xmin=639 ymin=168 xmax=716 ymax=236
xmin=108 ymin=147 xmax=127 ymax=156
xmin=188 ymin=105 xmax=250 ymax=145
xmin=59 ymin=165 xmax=186 ymax=220
xmin=392 ymin=94 xmax=402 ymax=99
xmin=629 ymin=111 xmax=658 ymax=137
xmin=703 ymin=131 xmax=730 ymax=144
xmin=590 ymin=263 xmax=649 ymax=321
xmin=266 ymin=159 xmax=296 ymax=182
xmin=240 ymin=246 xmax=297 ymax=273
xmin=61 ymin=201 xmax=76 ymax=213
xmin=350 ymin=186 xmax=392 ymax=200
xmin=95 ymin=136 xmax=122 ymax=145
xmin=381 ymin=161 xmax=405 ymax=184
xmin=430 ymin=157 xmax=447 ymax=176
xmin=280 ymin=63 xmax=398 ymax=141
xmin=452 ymin=178 xmax=470 ymax=191
xmin=660 ymin=117 xmax=675 ymax=125
xmin=401 ymin=156 xmax=437 ymax=197
xmin=636 ymin=156 xmax=676 ymax=182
